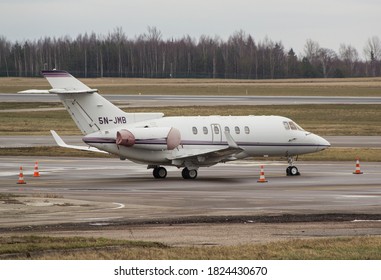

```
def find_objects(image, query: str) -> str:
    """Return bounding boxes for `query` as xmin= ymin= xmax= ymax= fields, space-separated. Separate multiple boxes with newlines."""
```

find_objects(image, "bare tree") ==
xmin=363 ymin=36 xmax=381 ymax=76
xmin=304 ymin=39 xmax=320 ymax=63
xmin=318 ymin=48 xmax=337 ymax=78
xmin=339 ymin=44 xmax=359 ymax=76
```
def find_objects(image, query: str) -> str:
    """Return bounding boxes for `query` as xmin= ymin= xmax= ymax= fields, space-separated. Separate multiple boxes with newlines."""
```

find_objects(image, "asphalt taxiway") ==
xmin=1 ymin=156 xmax=380 ymax=226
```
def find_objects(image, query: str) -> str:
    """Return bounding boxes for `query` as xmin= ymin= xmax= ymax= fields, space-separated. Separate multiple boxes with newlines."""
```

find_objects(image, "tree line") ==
xmin=0 ymin=27 xmax=380 ymax=79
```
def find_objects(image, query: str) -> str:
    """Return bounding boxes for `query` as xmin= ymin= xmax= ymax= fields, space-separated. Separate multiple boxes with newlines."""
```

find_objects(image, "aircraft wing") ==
xmin=168 ymin=131 xmax=244 ymax=164
xmin=50 ymin=130 xmax=108 ymax=154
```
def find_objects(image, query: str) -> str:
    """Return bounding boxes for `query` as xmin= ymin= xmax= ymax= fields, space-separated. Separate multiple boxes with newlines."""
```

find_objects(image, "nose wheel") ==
xmin=286 ymin=156 xmax=300 ymax=176
xmin=286 ymin=166 xmax=300 ymax=176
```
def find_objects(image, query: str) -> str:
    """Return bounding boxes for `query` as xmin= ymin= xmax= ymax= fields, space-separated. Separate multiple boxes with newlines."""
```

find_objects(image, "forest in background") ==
xmin=0 ymin=27 xmax=380 ymax=79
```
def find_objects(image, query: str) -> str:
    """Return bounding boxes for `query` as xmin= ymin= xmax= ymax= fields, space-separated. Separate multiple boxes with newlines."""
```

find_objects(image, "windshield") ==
xmin=284 ymin=121 xmax=305 ymax=131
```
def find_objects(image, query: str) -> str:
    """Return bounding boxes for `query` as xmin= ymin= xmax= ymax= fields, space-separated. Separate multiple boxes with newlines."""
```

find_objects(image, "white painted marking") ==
xmin=111 ymin=203 xmax=125 ymax=210
xmin=352 ymin=220 xmax=381 ymax=222
xmin=75 ymin=217 xmax=123 ymax=221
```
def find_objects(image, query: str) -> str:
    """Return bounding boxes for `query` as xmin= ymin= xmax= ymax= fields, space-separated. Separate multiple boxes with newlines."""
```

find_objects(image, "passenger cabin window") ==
xmin=283 ymin=121 xmax=290 ymax=130
xmin=224 ymin=126 xmax=230 ymax=133
xmin=214 ymin=126 xmax=220 ymax=134
xmin=244 ymin=126 xmax=250 ymax=134
xmin=192 ymin=127 xmax=198 ymax=134
xmin=203 ymin=126 xmax=208 ymax=134
xmin=235 ymin=126 xmax=240 ymax=134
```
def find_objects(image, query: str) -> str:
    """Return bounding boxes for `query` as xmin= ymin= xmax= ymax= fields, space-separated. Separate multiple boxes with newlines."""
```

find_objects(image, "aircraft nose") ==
xmin=314 ymin=134 xmax=330 ymax=150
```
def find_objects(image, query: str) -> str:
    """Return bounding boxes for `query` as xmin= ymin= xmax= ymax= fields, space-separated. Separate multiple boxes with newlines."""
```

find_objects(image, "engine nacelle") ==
xmin=116 ymin=130 xmax=135 ymax=147
xmin=116 ymin=127 xmax=181 ymax=150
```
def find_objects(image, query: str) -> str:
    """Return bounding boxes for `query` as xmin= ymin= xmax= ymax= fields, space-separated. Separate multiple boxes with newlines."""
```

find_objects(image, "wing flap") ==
xmin=167 ymin=131 xmax=243 ymax=164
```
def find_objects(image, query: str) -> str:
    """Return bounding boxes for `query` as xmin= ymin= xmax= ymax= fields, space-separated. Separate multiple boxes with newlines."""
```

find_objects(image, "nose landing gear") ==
xmin=286 ymin=156 xmax=300 ymax=176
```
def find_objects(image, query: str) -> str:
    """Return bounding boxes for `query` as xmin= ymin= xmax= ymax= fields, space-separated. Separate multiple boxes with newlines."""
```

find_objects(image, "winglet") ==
xmin=50 ymin=130 xmax=108 ymax=153
xmin=224 ymin=131 xmax=239 ymax=148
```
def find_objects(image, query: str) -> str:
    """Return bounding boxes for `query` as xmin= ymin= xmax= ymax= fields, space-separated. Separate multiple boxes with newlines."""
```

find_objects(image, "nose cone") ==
xmin=314 ymin=134 xmax=330 ymax=151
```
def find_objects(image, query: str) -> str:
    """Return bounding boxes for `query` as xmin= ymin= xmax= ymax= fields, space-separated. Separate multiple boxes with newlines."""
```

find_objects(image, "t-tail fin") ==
xmin=42 ymin=70 xmax=91 ymax=91
xmin=42 ymin=70 xmax=128 ymax=135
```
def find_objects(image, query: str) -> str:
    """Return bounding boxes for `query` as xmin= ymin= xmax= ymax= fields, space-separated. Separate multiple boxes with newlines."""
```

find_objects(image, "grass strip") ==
xmin=1 ymin=77 xmax=381 ymax=96
xmin=1 ymin=235 xmax=380 ymax=260
xmin=1 ymin=104 xmax=381 ymax=136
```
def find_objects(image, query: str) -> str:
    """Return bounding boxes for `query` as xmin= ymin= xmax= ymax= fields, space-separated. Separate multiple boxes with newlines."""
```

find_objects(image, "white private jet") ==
xmin=25 ymin=70 xmax=330 ymax=179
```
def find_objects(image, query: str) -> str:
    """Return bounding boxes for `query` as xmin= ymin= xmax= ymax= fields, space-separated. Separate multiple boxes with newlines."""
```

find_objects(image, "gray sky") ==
xmin=1 ymin=0 xmax=380 ymax=57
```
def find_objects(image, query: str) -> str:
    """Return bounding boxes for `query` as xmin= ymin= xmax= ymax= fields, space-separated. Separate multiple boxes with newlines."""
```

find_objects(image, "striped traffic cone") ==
xmin=353 ymin=158 xmax=363 ymax=174
xmin=33 ymin=161 xmax=40 ymax=177
xmin=257 ymin=165 xmax=268 ymax=183
xmin=17 ymin=166 xmax=26 ymax=184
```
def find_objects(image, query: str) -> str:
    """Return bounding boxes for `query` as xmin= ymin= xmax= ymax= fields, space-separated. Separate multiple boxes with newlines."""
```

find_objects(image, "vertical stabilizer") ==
xmin=42 ymin=70 xmax=128 ymax=135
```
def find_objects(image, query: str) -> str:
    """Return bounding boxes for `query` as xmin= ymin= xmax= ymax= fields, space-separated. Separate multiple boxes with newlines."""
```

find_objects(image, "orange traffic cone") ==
xmin=353 ymin=158 xmax=363 ymax=174
xmin=257 ymin=165 xmax=268 ymax=183
xmin=33 ymin=161 xmax=40 ymax=177
xmin=17 ymin=166 xmax=26 ymax=184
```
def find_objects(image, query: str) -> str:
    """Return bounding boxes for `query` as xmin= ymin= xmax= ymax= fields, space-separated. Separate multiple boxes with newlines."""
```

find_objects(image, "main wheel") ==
xmin=188 ymin=169 xmax=198 ymax=179
xmin=182 ymin=168 xmax=198 ymax=179
xmin=153 ymin=167 xmax=167 ymax=179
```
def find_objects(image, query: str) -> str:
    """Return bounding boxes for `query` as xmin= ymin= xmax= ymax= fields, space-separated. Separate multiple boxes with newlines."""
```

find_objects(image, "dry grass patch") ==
xmin=1 ymin=77 xmax=381 ymax=96
xmin=1 ymin=235 xmax=380 ymax=260
xmin=1 ymin=103 xmax=381 ymax=136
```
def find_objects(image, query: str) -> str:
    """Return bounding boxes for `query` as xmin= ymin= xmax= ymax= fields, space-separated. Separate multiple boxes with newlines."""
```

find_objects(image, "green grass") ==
xmin=1 ymin=235 xmax=380 ymax=260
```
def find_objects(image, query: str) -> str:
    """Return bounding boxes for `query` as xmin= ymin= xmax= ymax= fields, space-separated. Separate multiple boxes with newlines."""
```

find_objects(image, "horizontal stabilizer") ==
xmin=48 ymin=88 xmax=98 ymax=94
xmin=42 ymin=70 xmax=91 ymax=91
xmin=18 ymin=89 xmax=50 ymax=94
xmin=50 ymin=130 xmax=108 ymax=154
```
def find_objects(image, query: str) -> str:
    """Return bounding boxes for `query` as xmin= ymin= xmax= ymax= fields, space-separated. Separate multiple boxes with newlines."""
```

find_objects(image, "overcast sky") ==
xmin=1 ymin=0 xmax=380 ymax=57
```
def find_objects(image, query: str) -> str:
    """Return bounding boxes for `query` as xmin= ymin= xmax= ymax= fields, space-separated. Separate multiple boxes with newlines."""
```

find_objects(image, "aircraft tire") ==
xmin=182 ymin=168 xmax=197 ymax=179
xmin=188 ymin=169 xmax=198 ymax=179
xmin=153 ymin=167 xmax=167 ymax=179
xmin=287 ymin=166 xmax=300 ymax=176
xmin=182 ymin=168 xmax=190 ymax=179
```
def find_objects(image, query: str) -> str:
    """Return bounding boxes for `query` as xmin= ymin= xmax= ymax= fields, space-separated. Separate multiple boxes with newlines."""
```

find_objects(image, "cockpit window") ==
xmin=295 ymin=123 xmax=304 ymax=131
xmin=283 ymin=121 xmax=290 ymax=130
xmin=289 ymin=121 xmax=304 ymax=131
xmin=289 ymin=122 xmax=297 ymax=130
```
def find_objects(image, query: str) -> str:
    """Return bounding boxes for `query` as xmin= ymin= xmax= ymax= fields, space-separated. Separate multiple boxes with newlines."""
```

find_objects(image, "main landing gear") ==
xmin=151 ymin=166 xmax=198 ymax=179
xmin=181 ymin=167 xmax=198 ymax=180
xmin=286 ymin=156 xmax=300 ymax=176
xmin=153 ymin=166 xmax=167 ymax=179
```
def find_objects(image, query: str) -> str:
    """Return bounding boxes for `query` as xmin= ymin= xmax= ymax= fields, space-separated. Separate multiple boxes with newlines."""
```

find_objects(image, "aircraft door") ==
xmin=211 ymin=124 xmax=222 ymax=143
